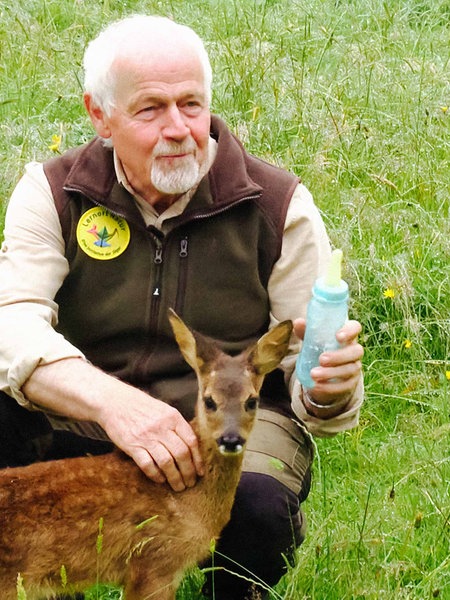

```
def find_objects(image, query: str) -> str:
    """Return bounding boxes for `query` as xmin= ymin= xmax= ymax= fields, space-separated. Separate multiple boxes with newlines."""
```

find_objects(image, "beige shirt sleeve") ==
xmin=267 ymin=184 xmax=363 ymax=436
xmin=0 ymin=162 xmax=85 ymax=406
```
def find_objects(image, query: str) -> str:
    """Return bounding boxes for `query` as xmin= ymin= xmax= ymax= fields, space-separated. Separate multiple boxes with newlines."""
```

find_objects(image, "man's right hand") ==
xmin=98 ymin=392 xmax=205 ymax=492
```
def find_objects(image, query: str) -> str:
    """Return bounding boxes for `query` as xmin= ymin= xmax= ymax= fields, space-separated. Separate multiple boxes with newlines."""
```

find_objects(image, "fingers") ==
xmin=129 ymin=424 xmax=203 ymax=493
xmin=130 ymin=439 xmax=195 ymax=492
xmin=336 ymin=319 xmax=362 ymax=345
xmin=159 ymin=429 xmax=199 ymax=491
xmin=174 ymin=421 xmax=205 ymax=479
xmin=293 ymin=318 xmax=306 ymax=341
xmin=310 ymin=359 xmax=362 ymax=394
xmin=132 ymin=448 xmax=167 ymax=484
xmin=309 ymin=342 xmax=363 ymax=389
xmin=293 ymin=318 xmax=362 ymax=345
xmin=308 ymin=320 xmax=364 ymax=401
xmin=320 ymin=341 xmax=364 ymax=368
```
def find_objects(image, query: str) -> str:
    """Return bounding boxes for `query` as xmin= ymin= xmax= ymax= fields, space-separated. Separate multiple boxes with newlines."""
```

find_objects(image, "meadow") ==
xmin=1 ymin=0 xmax=449 ymax=598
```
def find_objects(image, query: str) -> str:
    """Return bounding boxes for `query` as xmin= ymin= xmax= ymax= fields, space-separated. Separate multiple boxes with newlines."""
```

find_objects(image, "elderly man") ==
xmin=0 ymin=15 xmax=363 ymax=599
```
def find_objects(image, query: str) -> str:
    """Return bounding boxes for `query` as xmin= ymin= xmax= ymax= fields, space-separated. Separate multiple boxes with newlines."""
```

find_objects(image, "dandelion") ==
xmin=49 ymin=134 xmax=62 ymax=153
xmin=440 ymin=106 xmax=448 ymax=114
xmin=383 ymin=288 xmax=396 ymax=299
xmin=403 ymin=339 xmax=412 ymax=349
xmin=446 ymin=370 xmax=450 ymax=381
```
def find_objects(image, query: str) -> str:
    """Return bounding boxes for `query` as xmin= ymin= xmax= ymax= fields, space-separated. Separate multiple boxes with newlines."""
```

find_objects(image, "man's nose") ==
xmin=162 ymin=105 xmax=190 ymax=140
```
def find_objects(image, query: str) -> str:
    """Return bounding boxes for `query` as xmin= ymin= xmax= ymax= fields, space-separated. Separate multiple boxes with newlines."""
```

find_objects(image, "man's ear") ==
xmin=83 ymin=93 xmax=112 ymax=140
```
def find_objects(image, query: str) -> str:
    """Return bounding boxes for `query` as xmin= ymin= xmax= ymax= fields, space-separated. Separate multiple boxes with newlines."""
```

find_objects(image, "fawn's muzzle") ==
xmin=217 ymin=434 xmax=246 ymax=455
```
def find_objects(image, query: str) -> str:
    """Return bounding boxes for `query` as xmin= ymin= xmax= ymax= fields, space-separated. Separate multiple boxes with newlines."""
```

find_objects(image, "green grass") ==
xmin=1 ymin=0 xmax=449 ymax=598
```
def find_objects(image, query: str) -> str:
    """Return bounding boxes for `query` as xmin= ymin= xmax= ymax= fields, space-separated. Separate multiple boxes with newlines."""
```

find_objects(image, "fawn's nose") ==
xmin=217 ymin=434 xmax=246 ymax=455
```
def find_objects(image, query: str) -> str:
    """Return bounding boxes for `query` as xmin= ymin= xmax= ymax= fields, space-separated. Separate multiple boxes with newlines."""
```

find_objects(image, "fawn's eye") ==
xmin=245 ymin=398 xmax=258 ymax=412
xmin=204 ymin=397 xmax=217 ymax=412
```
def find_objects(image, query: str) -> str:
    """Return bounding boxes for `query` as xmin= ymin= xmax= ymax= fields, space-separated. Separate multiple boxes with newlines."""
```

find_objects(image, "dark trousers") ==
xmin=203 ymin=471 xmax=309 ymax=599
xmin=0 ymin=392 xmax=113 ymax=468
xmin=0 ymin=393 xmax=310 ymax=599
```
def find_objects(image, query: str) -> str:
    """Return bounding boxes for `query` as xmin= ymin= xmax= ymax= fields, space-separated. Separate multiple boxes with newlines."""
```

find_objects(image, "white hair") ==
xmin=83 ymin=15 xmax=212 ymax=115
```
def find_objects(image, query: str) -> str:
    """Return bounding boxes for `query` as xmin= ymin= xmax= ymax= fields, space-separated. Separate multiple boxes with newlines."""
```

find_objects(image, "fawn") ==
xmin=0 ymin=310 xmax=293 ymax=599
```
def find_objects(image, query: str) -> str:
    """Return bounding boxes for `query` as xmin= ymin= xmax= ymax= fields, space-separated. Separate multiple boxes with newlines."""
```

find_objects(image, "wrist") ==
xmin=302 ymin=387 xmax=351 ymax=419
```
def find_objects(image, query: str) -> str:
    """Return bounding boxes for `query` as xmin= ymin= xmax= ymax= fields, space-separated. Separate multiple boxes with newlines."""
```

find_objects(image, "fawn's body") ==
xmin=0 ymin=313 xmax=293 ymax=599
xmin=0 ymin=432 xmax=244 ymax=599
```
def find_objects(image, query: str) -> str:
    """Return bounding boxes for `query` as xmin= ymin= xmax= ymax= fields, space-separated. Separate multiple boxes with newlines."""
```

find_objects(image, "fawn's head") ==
xmin=168 ymin=310 xmax=293 ymax=455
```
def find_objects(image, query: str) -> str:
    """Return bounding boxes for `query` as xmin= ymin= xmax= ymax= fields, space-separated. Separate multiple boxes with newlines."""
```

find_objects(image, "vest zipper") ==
xmin=153 ymin=246 xmax=163 ymax=297
xmin=152 ymin=235 xmax=189 ymax=318
xmin=150 ymin=240 xmax=163 ymax=340
xmin=179 ymin=237 xmax=188 ymax=258
xmin=130 ymin=235 xmax=164 ymax=383
xmin=175 ymin=236 xmax=189 ymax=313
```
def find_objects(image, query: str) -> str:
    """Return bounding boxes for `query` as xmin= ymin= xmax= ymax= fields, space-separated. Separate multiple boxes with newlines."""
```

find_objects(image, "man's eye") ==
xmin=136 ymin=104 xmax=160 ymax=116
xmin=182 ymin=102 xmax=202 ymax=114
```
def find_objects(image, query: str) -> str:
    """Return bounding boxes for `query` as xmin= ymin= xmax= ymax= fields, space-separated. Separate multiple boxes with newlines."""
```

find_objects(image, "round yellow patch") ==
xmin=76 ymin=207 xmax=130 ymax=260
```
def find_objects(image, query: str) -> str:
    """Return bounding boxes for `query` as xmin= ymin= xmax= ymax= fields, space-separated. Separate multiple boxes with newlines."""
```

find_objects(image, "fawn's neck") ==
xmin=192 ymin=422 xmax=245 ymax=530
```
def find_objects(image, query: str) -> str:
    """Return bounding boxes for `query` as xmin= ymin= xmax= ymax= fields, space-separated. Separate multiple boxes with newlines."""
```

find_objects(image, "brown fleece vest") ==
xmin=43 ymin=116 xmax=300 ymax=419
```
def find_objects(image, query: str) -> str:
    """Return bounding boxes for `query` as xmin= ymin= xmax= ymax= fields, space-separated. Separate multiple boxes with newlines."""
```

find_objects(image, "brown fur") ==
xmin=0 ymin=312 xmax=292 ymax=599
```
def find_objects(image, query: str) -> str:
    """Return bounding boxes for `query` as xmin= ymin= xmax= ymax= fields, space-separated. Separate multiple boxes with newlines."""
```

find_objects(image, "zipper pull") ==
xmin=154 ymin=247 xmax=163 ymax=264
xmin=179 ymin=237 xmax=188 ymax=258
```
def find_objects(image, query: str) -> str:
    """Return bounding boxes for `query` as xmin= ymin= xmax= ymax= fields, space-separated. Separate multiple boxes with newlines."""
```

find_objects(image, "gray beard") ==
xmin=151 ymin=155 xmax=201 ymax=195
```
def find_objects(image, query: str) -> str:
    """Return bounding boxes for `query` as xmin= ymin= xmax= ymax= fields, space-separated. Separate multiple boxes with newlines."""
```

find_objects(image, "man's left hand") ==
xmin=293 ymin=318 xmax=364 ymax=410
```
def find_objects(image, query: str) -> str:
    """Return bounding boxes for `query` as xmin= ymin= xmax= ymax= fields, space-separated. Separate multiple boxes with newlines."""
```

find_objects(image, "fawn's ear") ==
xmin=168 ymin=309 xmax=200 ymax=372
xmin=248 ymin=320 xmax=293 ymax=375
xmin=168 ymin=309 xmax=219 ymax=374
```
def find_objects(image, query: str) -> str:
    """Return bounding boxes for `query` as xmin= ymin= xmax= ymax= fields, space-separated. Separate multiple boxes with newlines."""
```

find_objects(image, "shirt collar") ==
xmin=113 ymin=137 xmax=218 ymax=228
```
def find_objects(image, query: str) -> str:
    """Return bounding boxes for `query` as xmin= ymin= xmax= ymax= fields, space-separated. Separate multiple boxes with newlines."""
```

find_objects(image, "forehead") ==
xmin=208 ymin=360 xmax=254 ymax=399
xmin=112 ymin=47 xmax=206 ymax=101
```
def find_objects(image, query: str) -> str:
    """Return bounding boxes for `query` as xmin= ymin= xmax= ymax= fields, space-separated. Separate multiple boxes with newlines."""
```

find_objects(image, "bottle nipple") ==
xmin=324 ymin=249 xmax=343 ymax=287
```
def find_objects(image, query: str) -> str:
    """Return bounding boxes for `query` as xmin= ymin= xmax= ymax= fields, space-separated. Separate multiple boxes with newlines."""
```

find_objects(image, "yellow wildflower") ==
xmin=440 ymin=106 xmax=448 ymax=114
xmin=383 ymin=288 xmax=396 ymax=299
xmin=403 ymin=339 xmax=412 ymax=349
xmin=49 ymin=134 xmax=62 ymax=153
xmin=446 ymin=370 xmax=450 ymax=381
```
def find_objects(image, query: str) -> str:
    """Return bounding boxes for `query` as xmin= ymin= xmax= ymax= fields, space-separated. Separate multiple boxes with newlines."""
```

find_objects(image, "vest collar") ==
xmin=62 ymin=115 xmax=262 ymax=218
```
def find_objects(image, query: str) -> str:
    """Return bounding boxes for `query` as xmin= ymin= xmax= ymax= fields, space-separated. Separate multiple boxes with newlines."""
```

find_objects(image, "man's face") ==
xmin=86 ymin=48 xmax=211 ymax=207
